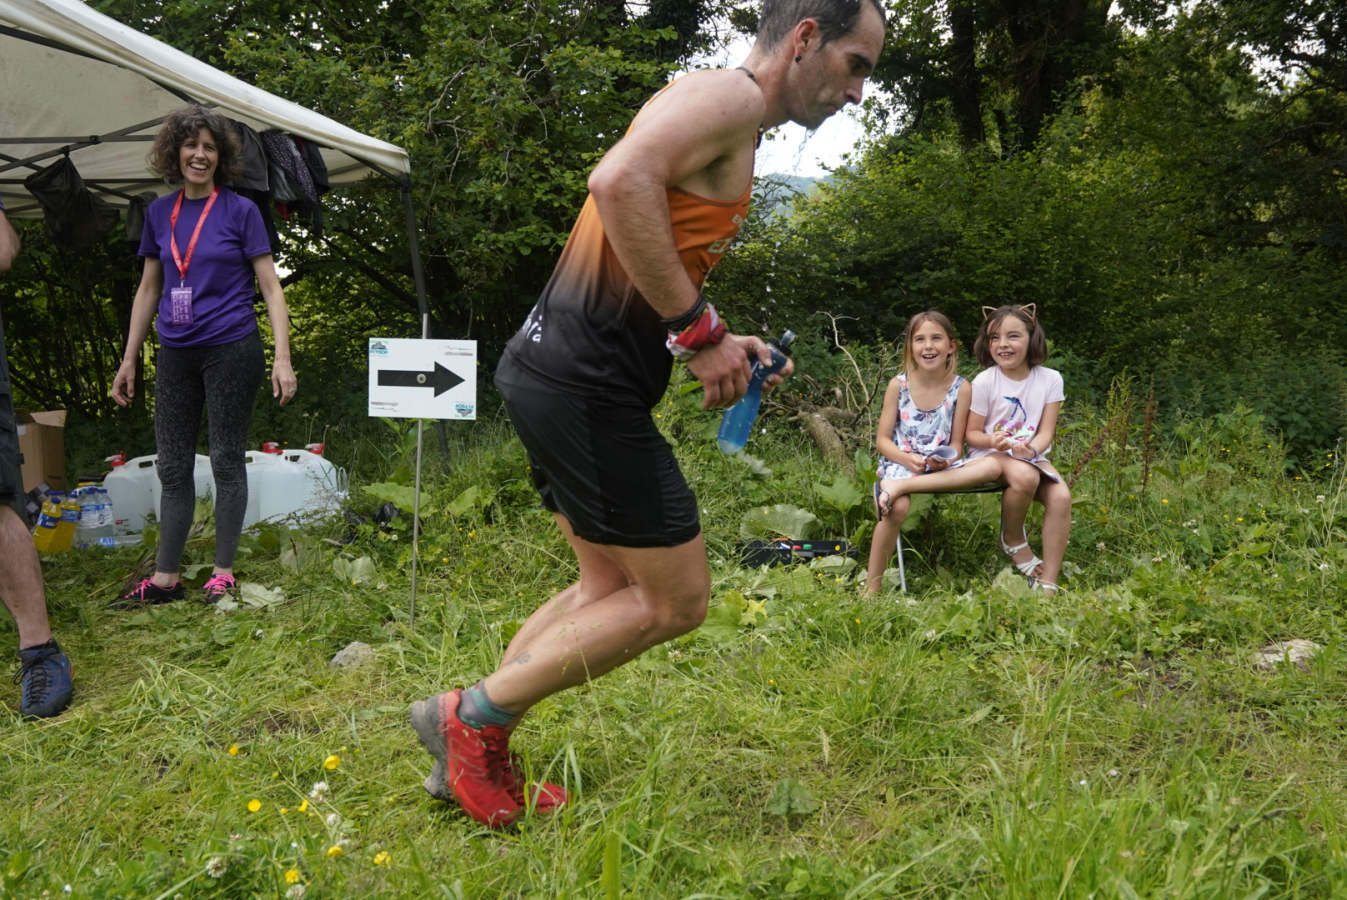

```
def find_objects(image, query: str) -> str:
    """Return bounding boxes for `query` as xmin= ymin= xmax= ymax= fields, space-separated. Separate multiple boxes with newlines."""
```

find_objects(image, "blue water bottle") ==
xmin=717 ymin=329 xmax=796 ymax=454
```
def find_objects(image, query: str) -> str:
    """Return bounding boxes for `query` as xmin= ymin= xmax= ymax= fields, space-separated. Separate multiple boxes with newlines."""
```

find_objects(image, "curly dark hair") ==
xmin=146 ymin=105 xmax=243 ymax=186
xmin=756 ymin=0 xmax=886 ymax=49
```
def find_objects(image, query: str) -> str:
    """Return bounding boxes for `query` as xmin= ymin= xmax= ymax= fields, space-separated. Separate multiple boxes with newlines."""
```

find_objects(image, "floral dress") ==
xmin=876 ymin=374 xmax=965 ymax=480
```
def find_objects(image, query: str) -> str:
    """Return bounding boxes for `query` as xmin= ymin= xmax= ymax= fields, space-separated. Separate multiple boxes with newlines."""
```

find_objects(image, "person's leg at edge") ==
xmin=864 ymin=494 xmax=909 ymax=594
xmin=0 ymin=504 xmax=51 ymax=649
xmin=0 ymin=304 xmax=71 ymax=716
xmin=201 ymin=334 xmax=264 ymax=589
xmin=2 ymin=503 xmax=71 ymax=717
xmin=1033 ymin=479 xmax=1071 ymax=589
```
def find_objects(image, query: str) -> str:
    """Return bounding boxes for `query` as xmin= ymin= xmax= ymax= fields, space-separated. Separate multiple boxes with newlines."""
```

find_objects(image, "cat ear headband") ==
xmin=982 ymin=303 xmax=1036 ymax=321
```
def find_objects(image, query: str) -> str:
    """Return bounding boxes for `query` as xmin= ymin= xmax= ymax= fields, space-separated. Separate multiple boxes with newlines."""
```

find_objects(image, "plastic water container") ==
xmin=151 ymin=454 xmax=215 ymax=524
xmin=98 ymin=449 xmax=346 ymax=532
xmin=242 ymin=449 xmax=347 ymax=527
xmin=104 ymin=453 xmax=214 ymax=533
xmin=104 ymin=455 xmax=158 ymax=533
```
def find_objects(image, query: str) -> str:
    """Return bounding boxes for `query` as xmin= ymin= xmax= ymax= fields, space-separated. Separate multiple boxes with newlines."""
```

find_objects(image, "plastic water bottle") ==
xmin=54 ymin=492 xmax=80 ymax=551
xmin=73 ymin=486 xmax=95 ymax=548
xmin=717 ymin=329 xmax=796 ymax=455
xmin=91 ymin=487 xmax=115 ymax=542
xmin=32 ymin=493 xmax=64 ymax=552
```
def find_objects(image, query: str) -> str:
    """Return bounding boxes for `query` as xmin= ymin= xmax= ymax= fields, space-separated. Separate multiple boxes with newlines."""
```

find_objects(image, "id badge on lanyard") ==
xmin=168 ymin=186 xmax=218 ymax=327
xmin=170 ymin=284 xmax=194 ymax=325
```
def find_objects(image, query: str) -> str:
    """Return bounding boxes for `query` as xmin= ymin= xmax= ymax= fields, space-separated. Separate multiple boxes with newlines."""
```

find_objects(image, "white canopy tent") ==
xmin=2 ymin=0 xmax=443 ymax=618
xmin=0 ymin=0 xmax=429 ymax=319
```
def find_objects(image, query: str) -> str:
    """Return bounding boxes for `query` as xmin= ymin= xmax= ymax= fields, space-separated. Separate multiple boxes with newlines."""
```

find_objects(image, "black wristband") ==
xmin=660 ymin=292 xmax=707 ymax=333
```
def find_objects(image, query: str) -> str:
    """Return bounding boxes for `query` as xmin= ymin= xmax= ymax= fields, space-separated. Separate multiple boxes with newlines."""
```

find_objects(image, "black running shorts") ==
xmin=0 ymin=307 xmax=21 ymax=504
xmin=496 ymin=366 xmax=700 ymax=548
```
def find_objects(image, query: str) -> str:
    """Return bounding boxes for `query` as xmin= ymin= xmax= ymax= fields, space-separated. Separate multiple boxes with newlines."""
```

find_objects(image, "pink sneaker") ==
xmin=410 ymin=690 xmax=520 ymax=827
xmin=201 ymin=573 xmax=240 ymax=604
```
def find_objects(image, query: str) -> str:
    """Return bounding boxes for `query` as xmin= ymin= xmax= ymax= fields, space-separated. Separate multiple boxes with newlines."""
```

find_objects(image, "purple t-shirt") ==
xmin=138 ymin=187 xmax=272 ymax=347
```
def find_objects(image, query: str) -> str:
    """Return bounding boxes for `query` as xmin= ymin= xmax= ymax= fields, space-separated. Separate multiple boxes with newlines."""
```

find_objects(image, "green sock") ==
xmin=458 ymin=681 xmax=519 ymax=730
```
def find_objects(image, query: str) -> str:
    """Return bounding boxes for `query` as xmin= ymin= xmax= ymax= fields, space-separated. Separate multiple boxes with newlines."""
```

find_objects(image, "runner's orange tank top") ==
xmin=500 ymin=77 xmax=753 ymax=408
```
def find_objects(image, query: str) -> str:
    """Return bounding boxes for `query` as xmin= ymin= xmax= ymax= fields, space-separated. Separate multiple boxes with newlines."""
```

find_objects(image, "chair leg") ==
xmin=895 ymin=530 xmax=907 ymax=593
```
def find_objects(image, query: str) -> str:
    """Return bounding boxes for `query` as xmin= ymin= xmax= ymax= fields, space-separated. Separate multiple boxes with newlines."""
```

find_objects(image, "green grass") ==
xmin=3 ymin=394 xmax=1346 ymax=898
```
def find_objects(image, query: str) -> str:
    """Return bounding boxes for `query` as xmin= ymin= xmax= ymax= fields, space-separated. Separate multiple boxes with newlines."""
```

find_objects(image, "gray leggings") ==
xmin=154 ymin=331 xmax=264 ymax=573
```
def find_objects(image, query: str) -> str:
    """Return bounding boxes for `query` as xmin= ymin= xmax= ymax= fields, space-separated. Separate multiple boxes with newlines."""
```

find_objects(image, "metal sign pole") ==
xmin=410 ymin=416 xmax=424 ymax=627
xmin=367 ymin=333 xmax=475 ymax=631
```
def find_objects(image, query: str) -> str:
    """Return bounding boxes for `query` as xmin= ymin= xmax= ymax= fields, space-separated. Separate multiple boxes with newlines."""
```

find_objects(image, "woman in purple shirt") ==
xmin=111 ymin=106 xmax=296 ymax=606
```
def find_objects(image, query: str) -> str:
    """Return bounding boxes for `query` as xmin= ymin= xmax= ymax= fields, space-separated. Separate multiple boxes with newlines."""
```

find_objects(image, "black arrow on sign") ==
xmin=378 ymin=362 xmax=465 ymax=397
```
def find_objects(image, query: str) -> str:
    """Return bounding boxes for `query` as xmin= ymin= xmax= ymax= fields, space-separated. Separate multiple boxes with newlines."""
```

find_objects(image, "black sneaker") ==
xmin=110 ymin=578 xmax=186 ymax=609
xmin=16 ymin=638 xmax=73 ymax=719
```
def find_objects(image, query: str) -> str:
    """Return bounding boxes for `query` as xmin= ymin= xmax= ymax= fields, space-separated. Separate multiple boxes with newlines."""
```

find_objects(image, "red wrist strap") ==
xmin=666 ymin=303 xmax=726 ymax=359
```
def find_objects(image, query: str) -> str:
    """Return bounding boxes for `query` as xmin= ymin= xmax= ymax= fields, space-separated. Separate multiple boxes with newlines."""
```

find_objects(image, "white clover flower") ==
xmin=1316 ymin=495 xmax=1326 ymax=504
xmin=286 ymin=886 xmax=307 ymax=899
xmin=325 ymin=812 xmax=342 ymax=828
xmin=205 ymin=856 xmax=228 ymax=878
xmin=1096 ymin=542 xmax=1106 ymax=551
xmin=1319 ymin=563 xmax=1331 ymax=571
xmin=310 ymin=781 xmax=329 ymax=802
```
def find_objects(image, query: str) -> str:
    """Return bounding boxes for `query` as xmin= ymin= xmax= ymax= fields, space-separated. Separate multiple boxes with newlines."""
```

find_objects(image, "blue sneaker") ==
xmin=16 ymin=639 xmax=73 ymax=719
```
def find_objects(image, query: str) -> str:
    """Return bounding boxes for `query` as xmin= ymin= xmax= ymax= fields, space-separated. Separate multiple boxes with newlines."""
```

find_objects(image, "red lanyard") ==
xmin=169 ymin=186 xmax=219 ymax=283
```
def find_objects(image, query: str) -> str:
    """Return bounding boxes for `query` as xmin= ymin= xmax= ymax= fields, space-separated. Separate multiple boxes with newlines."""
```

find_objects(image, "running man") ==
xmin=412 ymin=0 xmax=886 ymax=826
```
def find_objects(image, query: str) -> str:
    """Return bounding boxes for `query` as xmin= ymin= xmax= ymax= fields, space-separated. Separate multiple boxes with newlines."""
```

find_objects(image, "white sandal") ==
xmin=1030 ymin=579 xmax=1061 ymax=594
xmin=999 ymin=530 xmax=1042 ymax=580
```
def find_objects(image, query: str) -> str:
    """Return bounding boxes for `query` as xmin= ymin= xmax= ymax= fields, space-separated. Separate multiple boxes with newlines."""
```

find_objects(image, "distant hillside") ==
xmin=752 ymin=173 xmax=830 ymax=219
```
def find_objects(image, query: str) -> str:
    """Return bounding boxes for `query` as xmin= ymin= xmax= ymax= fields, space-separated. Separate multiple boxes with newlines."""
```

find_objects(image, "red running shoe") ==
xmin=410 ymin=690 xmax=520 ymax=827
xmin=499 ymin=753 xmax=569 ymax=813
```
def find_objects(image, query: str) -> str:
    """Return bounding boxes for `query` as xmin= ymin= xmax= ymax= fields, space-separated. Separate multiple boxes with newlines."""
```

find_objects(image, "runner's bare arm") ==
xmin=587 ymin=71 xmax=763 ymax=321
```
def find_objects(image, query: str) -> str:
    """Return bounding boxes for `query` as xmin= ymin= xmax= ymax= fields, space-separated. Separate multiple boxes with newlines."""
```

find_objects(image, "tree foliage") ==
xmin=4 ymin=0 xmax=728 ymax=424
xmin=717 ymin=0 xmax=1347 ymax=456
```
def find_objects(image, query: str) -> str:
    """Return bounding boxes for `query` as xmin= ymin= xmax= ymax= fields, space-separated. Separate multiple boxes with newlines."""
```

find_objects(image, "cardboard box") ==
xmin=16 ymin=410 xmax=66 ymax=491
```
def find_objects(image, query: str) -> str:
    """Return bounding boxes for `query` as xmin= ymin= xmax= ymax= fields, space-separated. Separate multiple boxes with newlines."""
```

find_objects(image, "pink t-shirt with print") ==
xmin=967 ymin=365 xmax=1065 ymax=460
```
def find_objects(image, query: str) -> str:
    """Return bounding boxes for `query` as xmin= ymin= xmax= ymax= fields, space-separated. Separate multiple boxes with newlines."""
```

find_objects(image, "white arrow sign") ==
xmin=367 ymin=338 xmax=477 ymax=420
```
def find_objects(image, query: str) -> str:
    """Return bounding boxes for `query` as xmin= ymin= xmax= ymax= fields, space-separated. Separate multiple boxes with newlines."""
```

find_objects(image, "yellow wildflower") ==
xmin=227 ymin=744 xmax=240 ymax=756
xmin=373 ymin=851 xmax=391 ymax=866
xmin=325 ymin=845 xmax=343 ymax=859
xmin=247 ymin=799 xmax=261 ymax=813
xmin=285 ymin=869 xmax=301 ymax=884
xmin=323 ymin=754 xmax=341 ymax=770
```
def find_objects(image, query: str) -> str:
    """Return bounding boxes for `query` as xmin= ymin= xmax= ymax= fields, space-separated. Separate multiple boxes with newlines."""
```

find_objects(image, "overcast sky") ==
xmin=684 ymin=33 xmax=876 ymax=179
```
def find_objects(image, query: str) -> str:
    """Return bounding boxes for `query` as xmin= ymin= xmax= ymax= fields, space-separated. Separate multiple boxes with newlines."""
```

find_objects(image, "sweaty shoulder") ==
xmin=625 ymin=70 xmax=763 ymax=197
